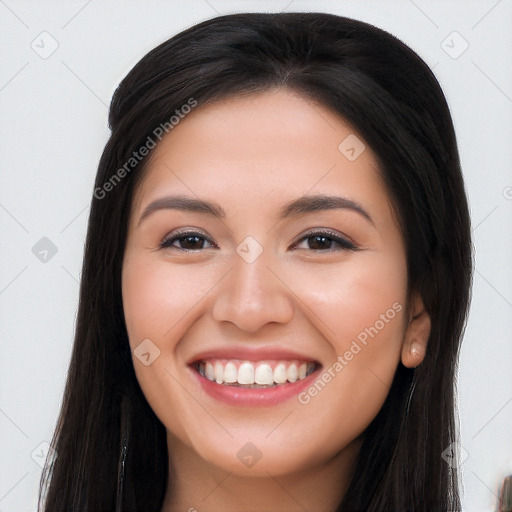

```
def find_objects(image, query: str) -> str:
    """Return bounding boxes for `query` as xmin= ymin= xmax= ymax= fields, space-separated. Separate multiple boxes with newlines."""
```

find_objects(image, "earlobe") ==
xmin=401 ymin=294 xmax=431 ymax=368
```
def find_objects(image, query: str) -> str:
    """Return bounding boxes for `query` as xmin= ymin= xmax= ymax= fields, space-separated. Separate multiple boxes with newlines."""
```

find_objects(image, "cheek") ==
xmin=122 ymin=253 xmax=214 ymax=347
xmin=295 ymin=252 xmax=407 ymax=346
xmin=289 ymin=253 xmax=408 ymax=445
xmin=121 ymin=253 xmax=211 ymax=444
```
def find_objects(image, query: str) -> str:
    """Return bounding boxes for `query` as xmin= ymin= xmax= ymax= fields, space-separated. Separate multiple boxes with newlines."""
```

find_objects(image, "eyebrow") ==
xmin=137 ymin=194 xmax=374 ymax=226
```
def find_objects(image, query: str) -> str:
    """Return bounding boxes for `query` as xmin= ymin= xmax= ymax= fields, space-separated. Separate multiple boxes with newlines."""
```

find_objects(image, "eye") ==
xmin=292 ymin=230 xmax=358 ymax=251
xmin=160 ymin=230 xmax=217 ymax=251
xmin=159 ymin=229 xmax=357 ymax=252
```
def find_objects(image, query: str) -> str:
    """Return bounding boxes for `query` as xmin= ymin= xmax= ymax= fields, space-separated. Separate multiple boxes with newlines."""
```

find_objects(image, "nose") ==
xmin=212 ymin=251 xmax=294 ymax=333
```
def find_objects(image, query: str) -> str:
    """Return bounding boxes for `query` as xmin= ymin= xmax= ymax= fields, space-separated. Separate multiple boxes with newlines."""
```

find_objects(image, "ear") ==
xmin=401 ymin=292 xmax=431 ymax=368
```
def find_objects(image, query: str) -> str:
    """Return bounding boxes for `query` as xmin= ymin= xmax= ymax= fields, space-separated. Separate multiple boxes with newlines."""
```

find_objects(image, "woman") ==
xmin=38 ymin=12 xmax=472 ymax=512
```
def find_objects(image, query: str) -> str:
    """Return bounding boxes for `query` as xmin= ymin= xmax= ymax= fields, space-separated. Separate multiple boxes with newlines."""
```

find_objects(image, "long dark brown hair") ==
xmin=38 ymin=12 xmax=472 ymax=511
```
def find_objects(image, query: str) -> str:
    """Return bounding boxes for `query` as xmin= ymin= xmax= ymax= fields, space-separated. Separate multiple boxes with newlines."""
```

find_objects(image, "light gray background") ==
xmin=1 ymin=1 xmax=511 ymax=510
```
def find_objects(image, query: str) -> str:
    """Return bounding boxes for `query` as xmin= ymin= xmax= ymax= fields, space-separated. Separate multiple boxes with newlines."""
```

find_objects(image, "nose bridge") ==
xmin=212 ymin=244 xmax=294 ymax=332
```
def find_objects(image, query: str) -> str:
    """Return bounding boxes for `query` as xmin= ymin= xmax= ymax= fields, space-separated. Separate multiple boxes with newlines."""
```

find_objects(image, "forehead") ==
xmin=131 ymin=88 xmax=391 ymax=223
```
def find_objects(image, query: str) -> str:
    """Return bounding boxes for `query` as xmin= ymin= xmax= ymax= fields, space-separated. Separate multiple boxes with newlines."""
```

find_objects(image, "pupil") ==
xmin=309 ymin=236 xmax=331 ymax=250
xmin=182 ymin=235 xmax=202 ymax=249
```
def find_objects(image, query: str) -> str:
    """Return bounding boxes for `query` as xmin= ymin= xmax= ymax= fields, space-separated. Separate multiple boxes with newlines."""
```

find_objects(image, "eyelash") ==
xmin=159 ymin=229 xmax=358 ymax=252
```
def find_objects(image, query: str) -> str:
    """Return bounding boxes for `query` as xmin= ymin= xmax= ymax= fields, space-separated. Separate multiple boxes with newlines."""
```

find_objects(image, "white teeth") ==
xmin=254 ymin=363 xmax=274 ymax=385
xmin=287 ymin=364 xmax=298 ymax=382
xmin=224 ymin=362 xmax=238 ymax=383
xmin=197 ymin=359 xmax=316 ymax=387
xmin=273 ymin=363 xmax=287 ymax=384
xmin=205 ymin=361 xmax=214 ymax=380
xmin=214 ymin=362 xmax=224 ymax=384
xmin=238 ymin=362 xmax=255 ymax=385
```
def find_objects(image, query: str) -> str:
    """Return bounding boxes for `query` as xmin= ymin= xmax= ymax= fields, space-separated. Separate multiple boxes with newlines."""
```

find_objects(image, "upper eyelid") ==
xmin=162 ymin=228 xmax=211 ymax=240
xmin=292 ymin=228 xmax=354 ymax=244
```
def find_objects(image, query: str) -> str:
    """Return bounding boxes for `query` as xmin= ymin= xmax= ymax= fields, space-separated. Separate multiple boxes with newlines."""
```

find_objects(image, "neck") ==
xmin=160 ymin=432 xmax=362 ymax=512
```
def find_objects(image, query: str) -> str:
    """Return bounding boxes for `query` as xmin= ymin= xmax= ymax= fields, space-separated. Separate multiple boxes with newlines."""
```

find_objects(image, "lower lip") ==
xmin=189 ymin=365 xmax=321 ymax=407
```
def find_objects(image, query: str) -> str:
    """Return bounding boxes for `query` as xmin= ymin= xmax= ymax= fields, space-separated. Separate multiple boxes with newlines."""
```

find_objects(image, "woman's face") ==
xmin=122 ymin=89 xmax=422 ymax=478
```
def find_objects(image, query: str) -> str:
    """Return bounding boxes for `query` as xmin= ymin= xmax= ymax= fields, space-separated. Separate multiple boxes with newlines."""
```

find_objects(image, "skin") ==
xmin=122 ymin=88 xmax=431 ymax=512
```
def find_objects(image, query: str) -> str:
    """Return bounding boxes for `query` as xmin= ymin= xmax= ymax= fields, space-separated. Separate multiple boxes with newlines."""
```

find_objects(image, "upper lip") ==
xmin=188 ymin=346 xmax=320 ymax=365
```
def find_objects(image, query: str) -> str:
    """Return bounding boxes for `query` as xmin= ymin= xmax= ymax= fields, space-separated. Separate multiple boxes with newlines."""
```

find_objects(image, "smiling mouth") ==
xmin=192 ymin=359 xmax=320 ymax=388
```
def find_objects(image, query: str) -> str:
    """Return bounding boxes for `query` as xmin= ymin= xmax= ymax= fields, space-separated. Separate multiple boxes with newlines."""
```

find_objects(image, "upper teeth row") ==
xmin=199 ymin=360 xmax=315 ymax=386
